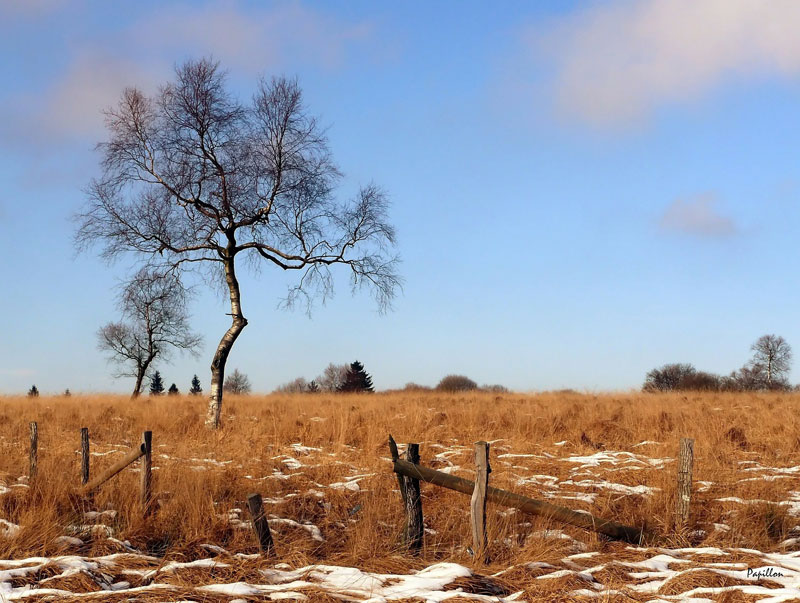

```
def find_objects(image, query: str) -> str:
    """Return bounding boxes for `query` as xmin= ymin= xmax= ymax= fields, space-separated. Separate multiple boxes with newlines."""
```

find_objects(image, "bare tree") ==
xmin=750 ymin=334 xmax=792 ymax=389
xmin=315 ymin=362 xmax=349 ymax=392
xmin=223 ymin=369 xmax=251 ymax=395
xmin=76 ymin=59 xmax=400 ymax=428
xmin=98 ymin=269 xmax=202 ymax=397
xmin=275 ymin=376 xmax=308 ymax=393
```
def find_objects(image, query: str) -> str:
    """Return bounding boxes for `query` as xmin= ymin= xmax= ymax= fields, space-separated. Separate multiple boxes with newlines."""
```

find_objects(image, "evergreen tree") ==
xmin=64 ymin=389 xmax=71 ymax=397
xmin=189 ymin=374 xmax=202 ymax=395
xmin=168 ymin=383 xmax=179 ymax=395
xmin=149 ymin=371 xmax=165 ymax=396
xmin=307 ymin=380 xmax=320 ymax=393
xmin=338 ymin=361 xmax=374 ymax=392
xmin=27 ymin=385 xmax=39 ymax=398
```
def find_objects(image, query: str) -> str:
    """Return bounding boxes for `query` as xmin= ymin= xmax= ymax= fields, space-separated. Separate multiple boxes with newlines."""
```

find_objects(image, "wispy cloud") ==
xmin=524 ymin=0 xmax=800 ymax=127
xmin=659 ymin=193 xmax=737 ymax=237
xmin=0 ymin=2 xmax=376 ymax=147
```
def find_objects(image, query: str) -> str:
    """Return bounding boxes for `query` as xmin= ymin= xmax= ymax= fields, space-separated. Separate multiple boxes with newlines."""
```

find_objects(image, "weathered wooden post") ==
xmin=140 ymin=431 xmax=152 ymax=514
xmin=403 ymin=443 xmax=424 ymax=554
xmin=80 ymin=427 xmax=90 ymax=485
xmin=29 ymin=422 xmax=38 ymax=480
xmin=676 ymin=437 xmax=694 ymax=529
xmin=470 ymin=441 xmax=491 ymax=561
xmin=247 ymin=493 xmax=275 ymax=556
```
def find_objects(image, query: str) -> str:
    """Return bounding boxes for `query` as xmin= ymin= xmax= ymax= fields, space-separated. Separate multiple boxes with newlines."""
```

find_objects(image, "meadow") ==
xmin=0 ymin=390 xmax=798 ymax=601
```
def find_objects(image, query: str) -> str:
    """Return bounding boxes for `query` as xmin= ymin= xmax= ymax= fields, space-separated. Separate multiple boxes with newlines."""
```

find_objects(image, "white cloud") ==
xmin=0 ymin=2 xmax=376 ymax=146
xmin=529 ymin=0 xmax=800 ymax=126
xmin=659 ymin=193 xmax=737 ymax=237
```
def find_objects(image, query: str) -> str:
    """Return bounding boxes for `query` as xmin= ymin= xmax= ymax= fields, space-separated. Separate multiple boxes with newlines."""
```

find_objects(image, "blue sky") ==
xmin=2 ymin=0 xmax=800 ymax=394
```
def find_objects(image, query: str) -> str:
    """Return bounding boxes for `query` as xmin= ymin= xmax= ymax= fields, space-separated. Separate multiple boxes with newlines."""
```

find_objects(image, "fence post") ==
xmin=140 ymin=431 xmax=152 ymax=514
xmin=676 ymin=437 xmax=694 ymax=530
xmin=29 ymin=422 xmax=38 ymax=481
xmin=403 ymin=443 xmax=424 ymax=554
xmin=247 ymin=493 xmax=275 ymax=556
xmin=471 ymin=441 xmax=491 ymax=561
xmin=81 ymin=427 xmax=90 ymax=485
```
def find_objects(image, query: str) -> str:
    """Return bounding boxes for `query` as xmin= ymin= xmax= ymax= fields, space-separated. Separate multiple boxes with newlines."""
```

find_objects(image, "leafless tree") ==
xmin=315 ymin=362 xmax=349 ymax=392
xmin=223 ymin=369 xmax=251 ymax=395
xmin=275 ymin=376 xmax=308 ymax=393
xmin=750 ymin=334 xmax=792 ymax=389
xmin=76 ymin=59 xmax=400 ymax=427
xmin=98 ymin=269 xmax=202 ymax=398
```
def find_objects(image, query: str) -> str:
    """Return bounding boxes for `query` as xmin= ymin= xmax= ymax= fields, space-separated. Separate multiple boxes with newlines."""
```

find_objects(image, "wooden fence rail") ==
xmin=83 ymin=442 xmax=146 ymax=494
xmin=389 ymin=435 xmax=643 ymax=544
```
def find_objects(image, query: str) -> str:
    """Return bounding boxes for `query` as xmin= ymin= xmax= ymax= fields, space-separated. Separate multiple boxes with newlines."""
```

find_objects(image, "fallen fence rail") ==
xmin=389 ymin=435 xmax=644 ymax=545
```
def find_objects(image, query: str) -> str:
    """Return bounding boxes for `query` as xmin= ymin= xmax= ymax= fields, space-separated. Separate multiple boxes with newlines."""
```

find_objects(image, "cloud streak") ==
xmin=0 ymin=2 xmax=376 ymax=147
xmin=528 ymin=0 xmax=800 ymax=126
xmin=659 ymin=193 xmax=737 ymax=237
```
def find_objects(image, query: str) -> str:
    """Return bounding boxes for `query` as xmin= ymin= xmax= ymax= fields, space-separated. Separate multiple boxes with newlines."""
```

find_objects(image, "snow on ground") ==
xmin=1 ymin=440 xmax=799 ymax=600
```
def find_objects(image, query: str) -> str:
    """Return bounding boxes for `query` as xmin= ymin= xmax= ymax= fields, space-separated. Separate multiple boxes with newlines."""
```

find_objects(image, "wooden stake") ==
xmin=403 ymin=443 xmax=424 ymax=554
xmin=80 ymin=427 xmax=90 ymax=485
xmin=140 ymin=431 xmax=152 ymax=514
xmin=470 ymin=441 xmax=490 ymax=561
xmin=29 ymin=422 xmax=38 ymax=481
xmin=247 ymin=493 xmax=275 ymax=556
xmin=676 ymin=437 xmax=694 ymax=529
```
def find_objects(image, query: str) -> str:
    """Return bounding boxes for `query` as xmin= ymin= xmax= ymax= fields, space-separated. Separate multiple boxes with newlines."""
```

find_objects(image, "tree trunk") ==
xmin=206 ymin=255 xmax=248 ymax=429
xmin=131 ymin=356 xmax=155 ymax=399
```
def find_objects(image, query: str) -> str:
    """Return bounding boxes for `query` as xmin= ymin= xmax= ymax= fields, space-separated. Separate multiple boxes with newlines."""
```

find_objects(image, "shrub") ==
xmin=27 ymin=385 xmax=39 ymax=398
xmin=168 ymin=383 xmax=179 ymax=395
xmin=436 ymin=375 xmax=478 ymax=392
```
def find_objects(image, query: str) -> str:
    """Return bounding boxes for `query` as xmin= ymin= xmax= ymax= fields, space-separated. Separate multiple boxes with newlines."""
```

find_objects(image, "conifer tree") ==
xmin=338 ymin=361 xmax=374 ymax=392
xmin=189 ymin=375 xmax=202 ymax=395
xmin=149 ymin=371 xmax=165 ymax=396
xmin=168 ymin=383 xmax=179 ymax=395
xmin=27 ymin=385 xmax=39 ymax=398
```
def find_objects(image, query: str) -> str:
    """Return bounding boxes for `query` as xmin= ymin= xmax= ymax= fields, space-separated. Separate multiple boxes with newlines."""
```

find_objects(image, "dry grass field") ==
xmin=0 ymin=390 xmax=798 ymax=601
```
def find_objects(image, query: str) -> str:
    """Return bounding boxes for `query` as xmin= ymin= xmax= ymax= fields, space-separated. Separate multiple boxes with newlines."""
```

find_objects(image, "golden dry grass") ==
xmin=0 ymin=390 xmax=797 ymax=600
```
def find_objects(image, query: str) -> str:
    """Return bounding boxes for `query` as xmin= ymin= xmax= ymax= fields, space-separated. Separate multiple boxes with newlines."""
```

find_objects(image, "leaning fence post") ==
xmin=140 ymin=431 xmax=152 ymax=514
xmin=29 ymin=422 xmax=38 ymax=481
xmin=676 ymin=437 xmax=694 ymax=530
xmin=403 ymin=443 xmax=424 ymax=554
xmin=247 ymin=493 xmax=275 ymax=556
xmin=471 ymin=441 xmax=491 ymax=561
xmin=80 ymin=427 xmax=90 ymax=485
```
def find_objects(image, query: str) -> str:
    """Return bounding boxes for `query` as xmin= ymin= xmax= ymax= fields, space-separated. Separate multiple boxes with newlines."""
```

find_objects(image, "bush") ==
xmin=481 ymin=384 xmax=509 ymax=393
xmin=27 ymin=385 xmax=39 ymax=398
xmin=436 ymin=375 xmax=478 ymax=392
xmin=168 ymin=383 xmax=179 ymax=395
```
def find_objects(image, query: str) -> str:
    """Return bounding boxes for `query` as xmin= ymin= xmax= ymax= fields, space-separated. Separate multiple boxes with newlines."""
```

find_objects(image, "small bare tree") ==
xmin=77 ymin=59 xmax=399 ymax=428
xmin=223 ymin=369 xmax=251 ymax=395
xmin=750 ymin=334 xmax=792 ymax=389
xmin=315 ymin=362 xmax=350 ymax=392
xmin=98 ymin=269 xmax=202 ymax=397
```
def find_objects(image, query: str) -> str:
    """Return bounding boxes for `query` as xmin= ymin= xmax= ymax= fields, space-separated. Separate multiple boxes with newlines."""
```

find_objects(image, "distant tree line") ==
xmin=277 ymin=361 xmax=375 ymax=393
xmin=644 ymin=334 xmax=795 ymax=392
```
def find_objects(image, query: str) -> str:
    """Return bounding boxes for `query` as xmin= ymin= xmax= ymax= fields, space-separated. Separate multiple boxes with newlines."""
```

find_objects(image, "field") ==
xmin=0 ymin=391 xmax=798 ymax=601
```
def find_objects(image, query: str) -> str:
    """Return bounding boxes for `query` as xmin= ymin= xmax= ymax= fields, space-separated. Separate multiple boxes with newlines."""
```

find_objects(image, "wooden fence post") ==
xmin=80 ymin=428 xmax=90 ymax=485
xmin=676 ymin=437 xmax=694 ymax=529
xmin=403 ymin=443 xmax=424 ymax=554
xmin=140 ymin=431 xmax=152 ymax=514
xmin=471 ymin=441 xmax=491 ymax=561
xmin=29 ymin=422 xmax=38 ymax=481
xmin=247 ymin=493 xmax=275 ymax=556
